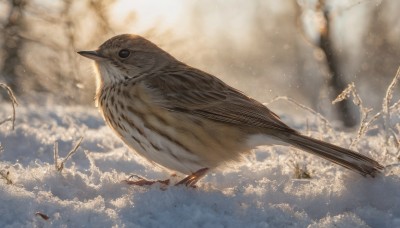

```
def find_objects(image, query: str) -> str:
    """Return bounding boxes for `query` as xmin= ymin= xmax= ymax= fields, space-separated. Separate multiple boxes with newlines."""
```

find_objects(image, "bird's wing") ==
xmin=143 ymin=64 xmax=294 ymax=132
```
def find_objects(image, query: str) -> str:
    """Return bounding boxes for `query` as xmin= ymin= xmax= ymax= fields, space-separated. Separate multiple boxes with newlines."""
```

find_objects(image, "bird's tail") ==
xmin=285 ymin=133 xmax=383 ymax=177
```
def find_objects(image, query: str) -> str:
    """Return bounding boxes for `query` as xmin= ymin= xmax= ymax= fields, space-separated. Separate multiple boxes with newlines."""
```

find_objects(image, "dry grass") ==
xmin=0 ymin=83 xmax=18 ymax=185
xmin=54 ymin=137 xmax=84 ymax=172
xmin=0 ymin=170 xmax=13 ymax=185
xmin=292 ymin=163 xmax=312 ymax=179
xmin=266 ymin=96 xmax=334 ymax=134
xmin=0 ymin=83 xmax=18 ymax=130
xmin=271 ymin=66 xmax=400 ymax=176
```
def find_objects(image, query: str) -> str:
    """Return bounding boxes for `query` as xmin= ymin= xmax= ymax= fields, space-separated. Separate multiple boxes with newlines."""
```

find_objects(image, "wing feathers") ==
xmin=143 ymin=64 xmax=294 ymax=132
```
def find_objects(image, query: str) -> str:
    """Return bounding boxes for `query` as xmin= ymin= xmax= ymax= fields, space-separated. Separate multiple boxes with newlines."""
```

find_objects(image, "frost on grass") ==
xmin=0 ymin=73 xmax=399 ymax=226
xmin=382 ymin=66 xmax=400 ymax=141
xmin=332 ymin=82 xmax=373 ymax=149
xmin=333 ymin=66 xmax=400 ymax=150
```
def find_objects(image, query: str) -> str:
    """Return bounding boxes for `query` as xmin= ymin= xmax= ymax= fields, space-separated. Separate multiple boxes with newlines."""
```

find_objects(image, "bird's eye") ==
xmin=118 ymin=49 xmax=130 ymax=58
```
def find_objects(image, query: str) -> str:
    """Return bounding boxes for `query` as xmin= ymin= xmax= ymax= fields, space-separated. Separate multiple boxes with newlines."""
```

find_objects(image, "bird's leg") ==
xmin=123 ymin=174 xmax=170 ymax=186
xmin=175 ymin=168 xmax=209 ymax=187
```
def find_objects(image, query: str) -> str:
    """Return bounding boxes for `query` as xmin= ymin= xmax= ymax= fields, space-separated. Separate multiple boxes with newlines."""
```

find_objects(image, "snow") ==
xmin=0 ymin=103 xmax=399 ymax=227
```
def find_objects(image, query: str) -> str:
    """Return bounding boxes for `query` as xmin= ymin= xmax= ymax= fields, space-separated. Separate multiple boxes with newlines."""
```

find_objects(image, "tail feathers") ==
xmin=286 ymin=133 xmax=383 ymax=177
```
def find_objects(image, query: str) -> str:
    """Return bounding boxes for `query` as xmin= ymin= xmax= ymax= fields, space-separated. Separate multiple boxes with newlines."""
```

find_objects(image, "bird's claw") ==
xmin=175 ymin=168 xmax=209 ymax=187
xmin=123 ymin=174 xmax=170 ymax=186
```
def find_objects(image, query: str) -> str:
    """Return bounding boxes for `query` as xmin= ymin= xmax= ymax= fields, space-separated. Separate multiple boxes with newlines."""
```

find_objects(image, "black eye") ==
xmin=118 ymin=49 xmax=130 ymax=58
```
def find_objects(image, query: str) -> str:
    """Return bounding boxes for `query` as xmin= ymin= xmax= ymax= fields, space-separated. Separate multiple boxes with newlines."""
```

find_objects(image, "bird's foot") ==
xmin=123 ymin=174 xmax=170 ymax=186
xmin=175 ymin=168 xmax=209 ymax=187
xmin=123 ymin=168 xmax=209 ymax=188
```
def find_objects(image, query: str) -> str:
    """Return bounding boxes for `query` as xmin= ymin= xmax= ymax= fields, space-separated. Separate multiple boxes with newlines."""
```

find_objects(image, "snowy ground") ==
xmin=0 ymin=103 xmax=399 ymax=227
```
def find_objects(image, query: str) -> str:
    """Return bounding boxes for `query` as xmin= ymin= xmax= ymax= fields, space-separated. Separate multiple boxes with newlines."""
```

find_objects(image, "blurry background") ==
xmin=0 ymin=0 xmax=399 ymax=128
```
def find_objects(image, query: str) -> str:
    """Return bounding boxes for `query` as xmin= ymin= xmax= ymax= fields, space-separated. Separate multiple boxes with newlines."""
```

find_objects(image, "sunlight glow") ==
xmin=111 ymin=0 xmax=185 ymax=33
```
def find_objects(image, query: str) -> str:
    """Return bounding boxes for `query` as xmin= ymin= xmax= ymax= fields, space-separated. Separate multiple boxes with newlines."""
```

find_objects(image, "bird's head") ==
xmin=78 ymin=34 xmax=175 ymax=86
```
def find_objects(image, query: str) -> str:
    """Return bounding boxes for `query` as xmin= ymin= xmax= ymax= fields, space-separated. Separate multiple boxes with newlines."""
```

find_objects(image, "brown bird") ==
xmin=78 ymin=34 xmax=383 ymax=187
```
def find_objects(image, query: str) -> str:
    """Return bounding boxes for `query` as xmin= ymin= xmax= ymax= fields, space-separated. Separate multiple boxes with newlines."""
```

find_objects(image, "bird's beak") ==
xmin=77 ymin=50 xmax=106 ymax=61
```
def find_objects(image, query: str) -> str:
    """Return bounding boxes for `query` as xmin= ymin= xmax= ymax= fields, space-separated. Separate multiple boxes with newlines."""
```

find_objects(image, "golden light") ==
xmin=111 ymin=0 xmax=186 ymax=33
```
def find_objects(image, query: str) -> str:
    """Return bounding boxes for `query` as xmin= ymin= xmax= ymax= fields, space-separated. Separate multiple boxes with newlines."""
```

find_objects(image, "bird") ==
xmin=78 ymin=34 xmax=383 ymax=187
